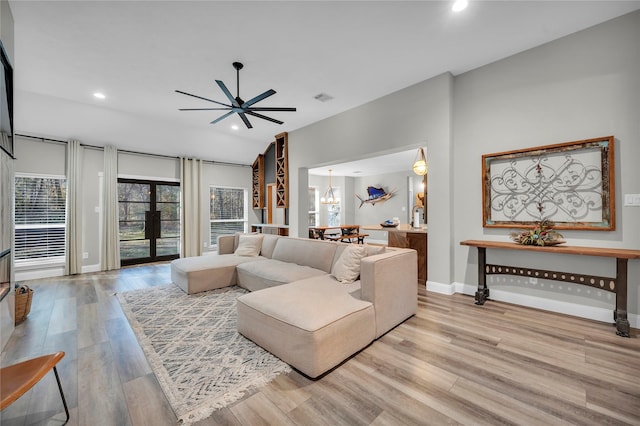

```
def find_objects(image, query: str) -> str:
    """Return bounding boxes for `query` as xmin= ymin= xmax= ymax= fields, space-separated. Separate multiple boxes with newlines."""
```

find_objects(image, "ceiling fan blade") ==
xmin=247 ymin=107 xmax=297 ymax=112
xmin=246 ymin=111 xmax=284 ymax=125
xmin=238 ymin=112 xmax=253 ymax=129
xmin=179 ymin=108 xmax=232 ymax=111
xmin=215 ymin=80 xmax=240 ymax=107
xmin=241 ymin=89 xmax=276 ymax=108
xmin=210 ymin=111 xmax=235 ymax=124
xmin=175 ymin=90 xmax=230 ymax=107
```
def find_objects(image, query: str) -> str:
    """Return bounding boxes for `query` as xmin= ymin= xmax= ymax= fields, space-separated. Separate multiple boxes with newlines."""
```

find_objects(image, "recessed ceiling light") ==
xmin=93 ymin=92 xmax=106 ymax=99
xmin=231 ymin=124 xmax=239 ymax=130
xmin=353 ymin=171 xmax=362 ymax=174
xmin=452 ymin=0 xmax=468 ymax=12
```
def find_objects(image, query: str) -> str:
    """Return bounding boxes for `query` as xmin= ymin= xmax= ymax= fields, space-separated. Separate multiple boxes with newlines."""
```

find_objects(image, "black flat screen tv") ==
xmin=0 ymin=39 xmax=13 ymax=158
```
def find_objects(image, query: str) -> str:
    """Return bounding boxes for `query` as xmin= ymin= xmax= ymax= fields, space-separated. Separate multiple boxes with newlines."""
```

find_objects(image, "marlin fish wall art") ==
xmin=356 ymin=186 xmax=397 ymax=208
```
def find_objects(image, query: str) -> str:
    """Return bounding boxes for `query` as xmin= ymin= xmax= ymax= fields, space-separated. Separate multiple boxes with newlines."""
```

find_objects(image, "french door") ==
xmin=118 ymin=179 xmax=180 ymax=266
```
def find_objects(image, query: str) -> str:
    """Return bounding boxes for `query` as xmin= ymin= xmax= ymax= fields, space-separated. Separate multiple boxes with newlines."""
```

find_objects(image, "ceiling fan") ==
xmin=176 ymin=62 xmax=296 ymax=129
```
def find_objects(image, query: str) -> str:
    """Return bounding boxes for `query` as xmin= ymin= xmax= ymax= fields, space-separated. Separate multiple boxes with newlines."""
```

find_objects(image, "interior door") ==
xmin=118 ymin=179 xmax=180 ymax=266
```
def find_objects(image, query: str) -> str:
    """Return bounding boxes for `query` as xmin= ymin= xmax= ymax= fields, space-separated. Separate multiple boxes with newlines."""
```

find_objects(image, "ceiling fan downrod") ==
xmin=233 ymin=61 xmax=243 ymax=101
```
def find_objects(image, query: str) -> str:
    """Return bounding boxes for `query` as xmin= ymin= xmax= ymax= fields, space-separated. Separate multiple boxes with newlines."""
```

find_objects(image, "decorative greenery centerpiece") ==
xmin=510 ymin=219 xmax=564 ymax=246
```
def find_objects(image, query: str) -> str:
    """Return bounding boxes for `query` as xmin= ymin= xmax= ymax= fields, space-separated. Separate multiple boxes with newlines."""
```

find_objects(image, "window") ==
xmin=14 ymin=175 xmax=67 ymax=263
xmin=327 ymin=187 xmax=341 ymax=227
xmin=308 ymin=187 xmax=318 ymax=227
xmin=210 ymin=186 xmax=247 ymax=246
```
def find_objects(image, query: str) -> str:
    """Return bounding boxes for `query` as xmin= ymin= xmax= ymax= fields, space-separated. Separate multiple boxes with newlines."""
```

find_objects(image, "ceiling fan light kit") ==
xmin=176 ymin=62 xmax=296 ymax=129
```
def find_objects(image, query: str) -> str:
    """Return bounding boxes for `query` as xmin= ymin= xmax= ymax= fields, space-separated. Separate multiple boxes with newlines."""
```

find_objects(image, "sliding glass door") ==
xmin=118 ymin=179 xmax=180 ymax=266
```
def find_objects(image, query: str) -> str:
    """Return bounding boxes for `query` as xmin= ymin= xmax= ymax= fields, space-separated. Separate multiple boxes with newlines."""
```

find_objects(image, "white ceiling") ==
xmin=9 ymin=0 xmax=640 ymax=165
xmin=309 ymin=149 xmax=419 ymax=177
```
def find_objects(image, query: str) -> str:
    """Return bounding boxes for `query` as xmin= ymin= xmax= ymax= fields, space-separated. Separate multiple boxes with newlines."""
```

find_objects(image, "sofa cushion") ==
xmin=260 ymin=234 xmax=280 ymax=259
xmin=331 ymin=243 xmax=385 ymax=272
xmin=236 ymin=258 xmax=327 ymax=292
xmin=234 ymin=234 xmax=264 ymax=257
xmin=331 ymin=244 xmax=366 ymax=284
xmin=238 ymin=276 xmax=371 ymax=331
xmin=364 ymin=244 xmax=385 ymax=257
xmin=271 ymin=237 xmax=337 ymax=273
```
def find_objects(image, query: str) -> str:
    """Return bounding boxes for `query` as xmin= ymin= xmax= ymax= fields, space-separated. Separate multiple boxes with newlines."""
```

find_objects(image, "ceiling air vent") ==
xmin=313 ymin=93 xmax=334 ymax=102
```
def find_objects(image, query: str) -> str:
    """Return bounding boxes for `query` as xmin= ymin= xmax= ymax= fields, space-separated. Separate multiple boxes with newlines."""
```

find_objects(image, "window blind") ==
xmin=14 ymin=176 xmax=67 ymax=261
xmin=210 ymin=187 xmax=247 ymax=245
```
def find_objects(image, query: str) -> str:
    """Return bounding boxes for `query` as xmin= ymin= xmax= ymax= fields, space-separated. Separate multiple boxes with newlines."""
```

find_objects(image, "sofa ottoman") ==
xmin=236 ymin=275 xmax=376 ymax=378
xmin=170 ymin=254 xmax=264 ymax=294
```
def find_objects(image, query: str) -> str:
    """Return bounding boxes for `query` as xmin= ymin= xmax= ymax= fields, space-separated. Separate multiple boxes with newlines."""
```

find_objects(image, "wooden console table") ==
xmin=460 ymin=240 xmax=640 ymax=337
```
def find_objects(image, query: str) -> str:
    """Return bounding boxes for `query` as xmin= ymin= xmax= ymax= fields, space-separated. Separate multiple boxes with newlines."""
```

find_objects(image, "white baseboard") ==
xmin=426 ymin=280 xmax=456 ymax=295
xmin=16 ymin=266 xmax=65 ymax=282
xmin=82 ymin=263 xmax=101 ymax=274
xmin=16 ymin=263 xmax=102 ymax=282
xmin=438 ymin=281 xmax=639 ymax=329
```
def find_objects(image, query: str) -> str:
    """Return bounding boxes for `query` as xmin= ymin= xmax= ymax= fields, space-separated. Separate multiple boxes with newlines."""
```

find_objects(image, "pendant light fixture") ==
xmin=320 ymin=169 xmax=339 ymax=204
xmin=412 ymin=147 xmax=428 ymax=176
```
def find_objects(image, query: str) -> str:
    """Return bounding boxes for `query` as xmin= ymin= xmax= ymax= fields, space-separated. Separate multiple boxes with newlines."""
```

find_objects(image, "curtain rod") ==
xmin=15 ymin=133 xmax=249 ymax=167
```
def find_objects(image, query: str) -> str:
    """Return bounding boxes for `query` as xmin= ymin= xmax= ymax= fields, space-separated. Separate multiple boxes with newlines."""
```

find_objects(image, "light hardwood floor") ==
xmin=1 ymin=263 xmax=639 ymax=426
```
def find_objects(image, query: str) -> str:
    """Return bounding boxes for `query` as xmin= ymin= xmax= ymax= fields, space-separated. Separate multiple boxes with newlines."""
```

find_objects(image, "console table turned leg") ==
xmin=475 ymin=247 xmax=489 ymax=305
xmin=615 ymin=258 xmax=630 ymax=337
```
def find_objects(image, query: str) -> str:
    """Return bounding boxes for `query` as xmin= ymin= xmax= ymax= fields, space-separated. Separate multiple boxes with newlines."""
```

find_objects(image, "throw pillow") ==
xmin=234 ymin=234 xmax=264 ymax=257
xmin=234 ymin=231 xmax=259 ymax=251
xmin=331 ymin=244 xmax=366 ymax=283
xmin=364 ymin=244 xmax=385 ymax=257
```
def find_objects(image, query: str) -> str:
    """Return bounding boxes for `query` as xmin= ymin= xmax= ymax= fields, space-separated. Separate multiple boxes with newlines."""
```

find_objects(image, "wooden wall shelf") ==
xmin=251 ymin=155 xmax=264 ymax=209
xmin=274 ymin=132 xmax=288 ymax=208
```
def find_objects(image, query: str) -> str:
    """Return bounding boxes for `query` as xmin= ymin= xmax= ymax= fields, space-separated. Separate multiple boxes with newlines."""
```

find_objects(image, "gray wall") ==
xmin=352 ymin=171 xmax=420 ymax=243
xmin=289 ymin=11 xmax=640 ymax=325
xmin=290 ymin=72 xmax=454 ymax=286
xmin=452 ymin=10 xmax=640 ymax=321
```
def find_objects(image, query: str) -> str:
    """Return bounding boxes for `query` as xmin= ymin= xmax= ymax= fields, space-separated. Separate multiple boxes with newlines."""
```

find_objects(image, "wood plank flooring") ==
xmin=1 ymin=263 xmax=639 ymax=425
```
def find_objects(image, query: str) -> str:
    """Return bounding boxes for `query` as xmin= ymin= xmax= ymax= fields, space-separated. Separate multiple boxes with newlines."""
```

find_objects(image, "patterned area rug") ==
xmin=117 ymin=284 xmax=291 ymax=424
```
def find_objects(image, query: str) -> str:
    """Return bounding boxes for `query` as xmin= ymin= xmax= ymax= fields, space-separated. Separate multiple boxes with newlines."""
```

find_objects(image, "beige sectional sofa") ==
xmin=170 ymin=233 xmax=417 ymax=378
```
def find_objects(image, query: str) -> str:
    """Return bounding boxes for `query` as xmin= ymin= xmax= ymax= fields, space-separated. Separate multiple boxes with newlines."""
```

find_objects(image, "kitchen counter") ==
xmin=363 ymin=224 xmax=428 ymax=283
xmin=362 ymin=224 xmax=427 ymax=233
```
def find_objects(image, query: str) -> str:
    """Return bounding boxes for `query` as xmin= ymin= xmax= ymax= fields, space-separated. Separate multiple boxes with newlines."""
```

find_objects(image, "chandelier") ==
xmin=320 ymin=169 xmax=339 ymax=204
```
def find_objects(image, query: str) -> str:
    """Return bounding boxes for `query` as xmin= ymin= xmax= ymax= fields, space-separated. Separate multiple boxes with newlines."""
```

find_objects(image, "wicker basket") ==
xmin=15 ymin=284 xmax=33 ymax=324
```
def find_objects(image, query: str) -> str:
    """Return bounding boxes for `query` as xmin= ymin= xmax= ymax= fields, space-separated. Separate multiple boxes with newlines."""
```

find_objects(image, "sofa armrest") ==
xmin=360 ymin=248 xmax=418 ymax=338
xmin=217 ymin=234 xmax=236 ymax=255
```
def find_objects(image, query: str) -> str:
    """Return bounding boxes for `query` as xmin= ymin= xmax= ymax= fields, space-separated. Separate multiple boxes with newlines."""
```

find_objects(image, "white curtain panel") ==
xmin=102 ymin=145 xmax=120 ymax=270
xmin=65 ymin=139 xmax=83 ymax=275
xmin=180 ymin=158 xmax=202 ymax=258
